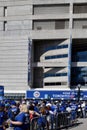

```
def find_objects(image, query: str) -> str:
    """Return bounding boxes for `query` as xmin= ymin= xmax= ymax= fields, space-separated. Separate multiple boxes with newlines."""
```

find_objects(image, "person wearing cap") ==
xmin=8 ymin=101 xmax=20 ymax=130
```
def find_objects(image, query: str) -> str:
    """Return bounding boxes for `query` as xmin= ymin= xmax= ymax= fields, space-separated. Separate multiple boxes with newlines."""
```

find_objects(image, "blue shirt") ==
xmin=59 ymin=105 xmax=66 ymax=112
xmin=70 ymin=103 xmax=77 ymax=111
xmin=0 ymin=111 xmax=5 ymax=130
xmin=14 ymin=112 xmax=29 ymax=130
xmin=24 ymin=113 xmax=30 ymax=130
xmin=8 ymin=107 xmax=19 ymax=127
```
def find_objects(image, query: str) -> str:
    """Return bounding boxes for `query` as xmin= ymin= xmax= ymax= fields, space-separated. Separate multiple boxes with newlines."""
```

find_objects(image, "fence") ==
xmin=30 ymin=111 xmax=78 ymax=130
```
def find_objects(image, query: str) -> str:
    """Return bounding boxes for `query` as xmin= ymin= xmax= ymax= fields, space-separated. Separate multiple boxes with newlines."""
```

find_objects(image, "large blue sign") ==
xmin=26 ymin=89 xmax=87 ymax=100
xmin=82 ymin=91 xmax=87 ymax=100
xmin=26 ymin=90 xmax=77 ymax=100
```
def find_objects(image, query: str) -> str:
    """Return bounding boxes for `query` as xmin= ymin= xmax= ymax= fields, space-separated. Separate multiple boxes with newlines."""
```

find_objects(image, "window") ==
xmin=82 ymin=25 xmax=87 ymax=29
xmin=44 ymin=73 xmax=67 ymax=77
xmin=45 ymin=44 xmax=68 ymax=51
xmin=45 ymin=82 xmax=61 ymax=86
xmin=45 ymin=54 xmax=68 ymax=60
xmin=71 ymin=67 xmax=87 ymax=86
xmin=77 ymin=51 xmax=87 ymax=62
xmin=36 ymin=26 xmax=42 ymax=30
xmin=55 ymin=20 xmax=69 ymax=29
xmin=73 ymin=4 xmax=87 ymax=14
xmin=4 ymin=6 xmax=7 ymax=16
xmin=3 ymin=21 xmax=7 ymax=31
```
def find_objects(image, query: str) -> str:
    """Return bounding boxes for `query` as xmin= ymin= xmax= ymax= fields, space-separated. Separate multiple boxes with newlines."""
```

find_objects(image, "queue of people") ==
xmin=0 ymin=99 xmax=87 ymax=130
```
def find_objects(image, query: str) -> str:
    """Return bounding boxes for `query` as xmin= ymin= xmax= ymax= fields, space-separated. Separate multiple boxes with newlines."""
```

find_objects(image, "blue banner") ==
xmin=26 ymin=90 xmax=77 ymax=100
xmin=0 ymin=86 xmax=4 ymax=100
xmin=26 ymin=89 xmax=87 ymax=100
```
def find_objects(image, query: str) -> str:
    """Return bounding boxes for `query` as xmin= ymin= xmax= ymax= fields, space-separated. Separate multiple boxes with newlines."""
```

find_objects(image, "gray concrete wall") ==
xmin=0 ymin=0 xmax=87 ymax=92
xmin=7 ymin=5 xmax=32 ymax=16
xmin=0 ymin=0 xmax=32 ymax=93
xmin=0 ymin=37 xmax=29 ymax=91
xmin=0 ymin=7 xmax=3 ymax=17
xmin=7 ymin=20 xmax=32 ymax=30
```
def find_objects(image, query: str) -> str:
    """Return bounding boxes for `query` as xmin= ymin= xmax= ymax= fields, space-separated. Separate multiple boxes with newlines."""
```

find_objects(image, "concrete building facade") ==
xmin=0 ymin=0 xmax=87 ymax=99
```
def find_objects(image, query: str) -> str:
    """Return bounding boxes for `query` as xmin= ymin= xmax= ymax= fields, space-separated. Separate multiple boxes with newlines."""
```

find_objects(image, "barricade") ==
xmin=55 ymin=112 xmax=72 ymax=129
xmin=48 ymin=112 xmax=72 ymax=130
xmin=30 ymin=115 xmax=47 ymax=130
xmin=30 ymin=117 xmax=39 ymax=130
xmin=30 ymin=112 xmax=77 ymax=130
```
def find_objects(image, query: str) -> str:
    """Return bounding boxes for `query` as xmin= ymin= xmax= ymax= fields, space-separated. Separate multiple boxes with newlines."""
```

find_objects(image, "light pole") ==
xmin=77 ymin=84 xmax=81 ymax=102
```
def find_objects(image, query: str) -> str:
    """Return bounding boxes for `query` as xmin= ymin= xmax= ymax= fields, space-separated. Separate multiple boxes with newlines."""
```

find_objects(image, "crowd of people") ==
xmin=0 ymin=98 xmax=87 ymax=130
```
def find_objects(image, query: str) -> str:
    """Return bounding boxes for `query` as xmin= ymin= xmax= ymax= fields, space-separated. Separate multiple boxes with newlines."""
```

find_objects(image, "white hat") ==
xmin=46 ymin=103 xmax=52 ymax=106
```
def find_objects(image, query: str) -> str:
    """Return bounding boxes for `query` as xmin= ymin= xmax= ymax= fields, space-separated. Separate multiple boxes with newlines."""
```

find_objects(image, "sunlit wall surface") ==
xmin=0 ymin=0 xmax=87 ymax=98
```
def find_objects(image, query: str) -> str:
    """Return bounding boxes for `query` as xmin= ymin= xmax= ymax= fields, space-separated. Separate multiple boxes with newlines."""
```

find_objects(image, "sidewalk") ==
xmin=66 ymin=118 xmax=87 ymax=130
xmin=6 ymin=118 xmax=87 ymax=130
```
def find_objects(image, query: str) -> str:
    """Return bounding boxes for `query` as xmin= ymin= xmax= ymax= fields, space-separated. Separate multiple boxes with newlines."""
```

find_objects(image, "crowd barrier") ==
xmin=30 ymin=117 xmax=39 ymax=130
xmin=30 ymin=111 xmax=78 ymax=130
xmin=55 ymin=112 xmax=71 ymax=129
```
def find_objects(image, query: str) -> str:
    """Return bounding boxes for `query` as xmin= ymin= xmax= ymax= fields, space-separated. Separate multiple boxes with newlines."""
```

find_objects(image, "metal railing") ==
xmin=30 ymin=112 xmax=78 ymax=130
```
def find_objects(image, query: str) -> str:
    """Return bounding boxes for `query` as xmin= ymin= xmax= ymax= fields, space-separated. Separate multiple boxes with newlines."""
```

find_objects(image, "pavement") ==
xmin=65 ymin=118 xmax=87 ymax=130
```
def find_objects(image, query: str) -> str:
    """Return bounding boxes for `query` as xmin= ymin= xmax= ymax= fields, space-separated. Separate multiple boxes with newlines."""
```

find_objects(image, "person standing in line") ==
xmin=8 ymin=103 xmax=30 ymax=130
xmin=81 ymin=101 xmax=86 ymax=118
xmin=0 ymin=102 xmax=8 ymax=130
xmin=21 ymin=104 xmax=30 ymax=130
xmin=8 ymin=101 xmax=20 ymax=130
xmin=29 ymin=104 xmax=40 ymax=121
